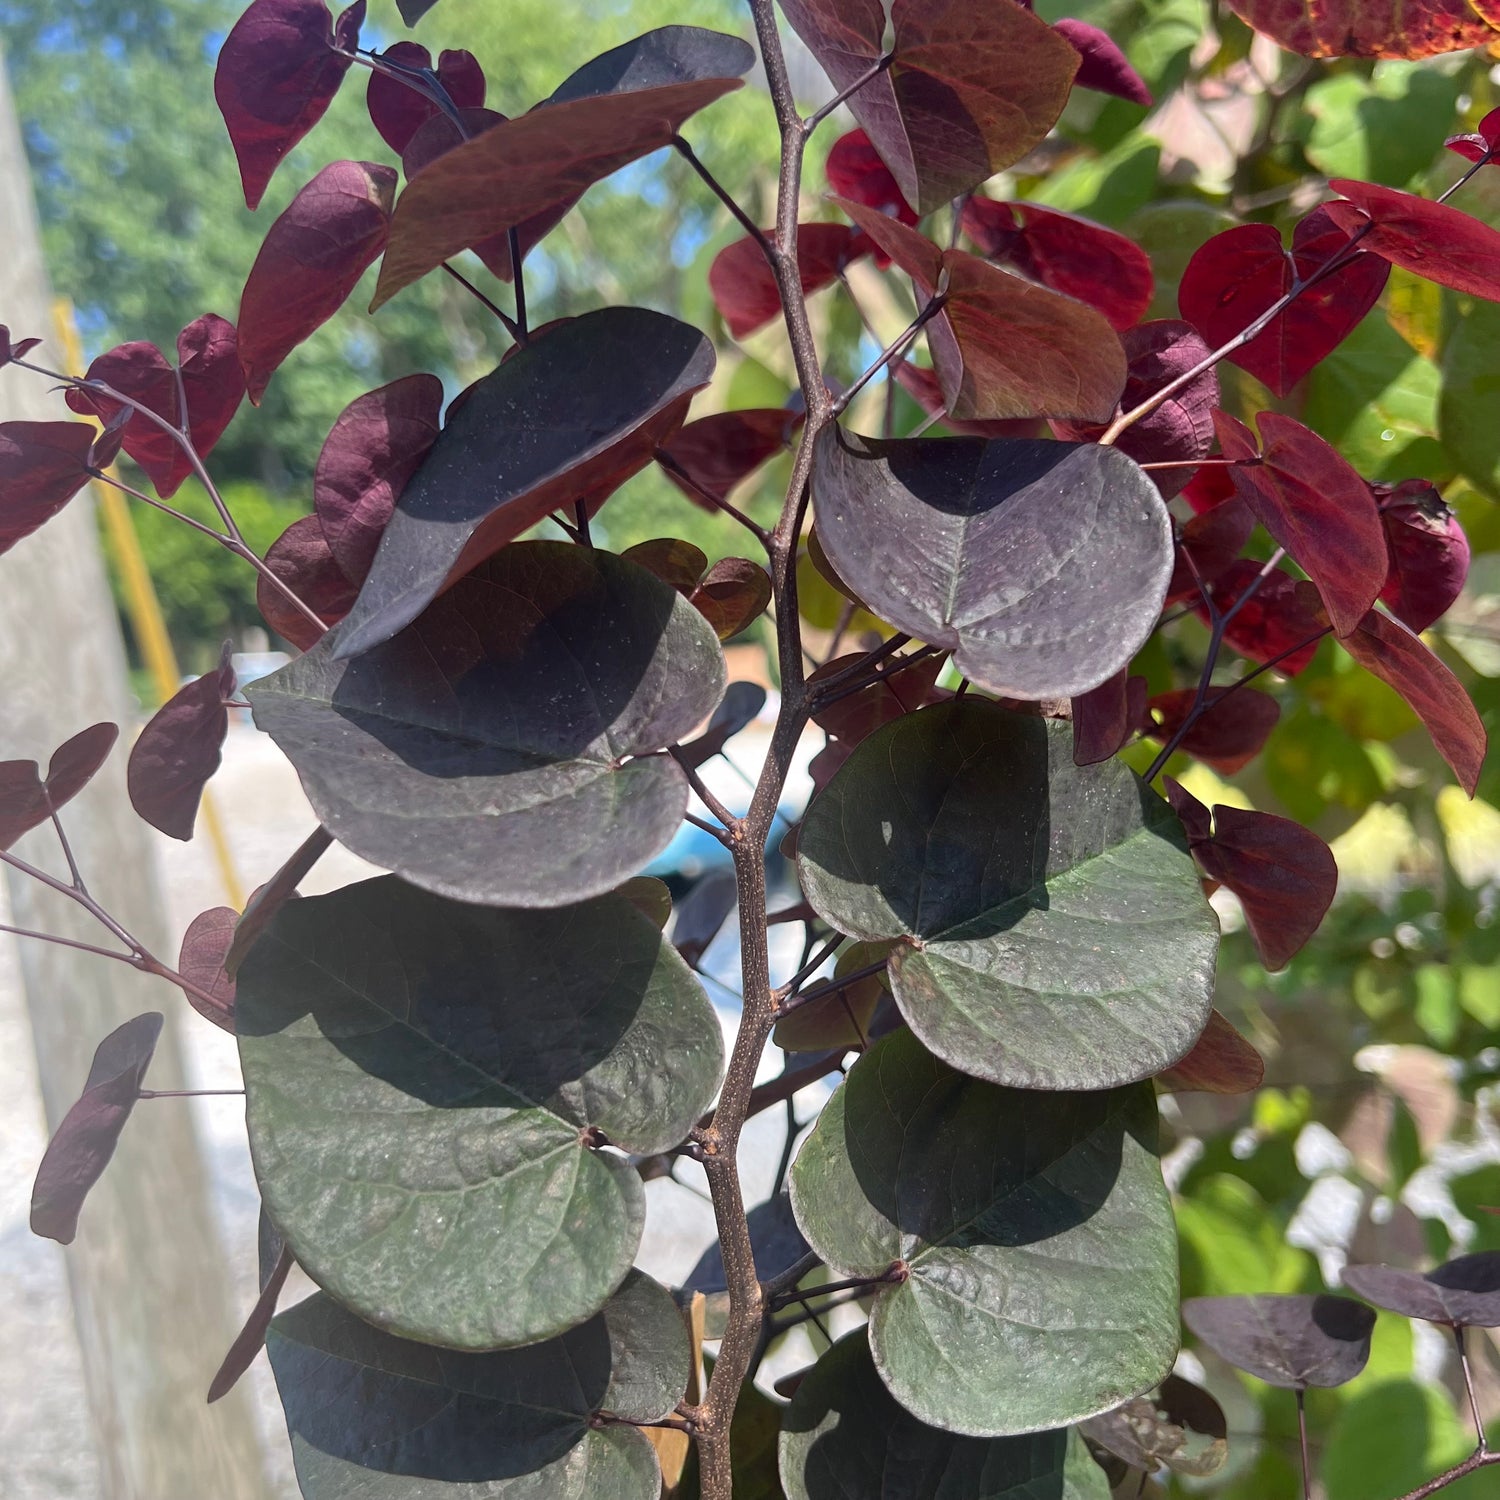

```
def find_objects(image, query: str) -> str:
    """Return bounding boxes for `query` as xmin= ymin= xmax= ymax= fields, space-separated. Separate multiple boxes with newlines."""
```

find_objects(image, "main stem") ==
xmin=693 ymin=5 xmax=833 ymax=1494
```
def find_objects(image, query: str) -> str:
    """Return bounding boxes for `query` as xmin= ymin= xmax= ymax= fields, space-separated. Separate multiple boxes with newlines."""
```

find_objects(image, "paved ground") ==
xmin=1 ymin=710 xmax=832 ymax=1497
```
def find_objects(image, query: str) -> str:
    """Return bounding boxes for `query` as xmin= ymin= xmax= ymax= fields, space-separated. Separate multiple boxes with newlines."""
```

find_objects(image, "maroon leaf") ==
xmin=825 ymin=128 xmax=917 ymax=229
xmin=127 ymin=644 xmax=235 ymax=841
xmin=1445 ymin=105 xmax=1500 ymax=164
xmin=313 ymin=373 xmax=442 ymax=585
xmin=177 ymin=314 xmax=246 ymax=467
xmin=1146 ymin=686 xmax=1281 ymax=775
xmin=176 ymin=907 xmax=239 ymax=1032
xmin=1053 ymin=18 xmax=1152 ymax=105
xmin=214 ymin=0 xmax=359 ymax=211
xmin=1157 ymin=1010 xmax=1265 ymax=1094
xmin=962 ymin=196 xmax=1154 ymax=333
xmin=689 ymin=557 xmax=774 ymax=641
xmin=367 ymin=42 xmax=485 ymax=154
xmin=658 ymin=406 xmax=800 ymax=509
xmin=1183 ymin=462 xmax=1239 ymax=515
xmin=65 ymin=341 xmax=184 ymax=494
xmin=1201 ymin=560 xmax=1327 ymax=675
xmin=809 ymin=652 xmax=949 ymax=746
xmin=710 ymin=224 xmax=867 ymax=340
xmin=1054 ymin=321 xmax=1219 ymax=498
xmin=0 ymin=722 xmax=119 ymax=851
xmin=1325 ymin=178 xmax=1500 ymax=303
xmin=1164 ymin=775 xmax=1213 ymax=844
xmin=208 ymin=1243 xmax=294 ymax=1403
xmin=225 ymin=825 xmax=333 ymax=978
xmin=1071 ymin=668 xmax=1148 ymax=766
xmin=1177 ymin=209 xmax=1389 ymax=397
xmin=0 ymin=421 xmax=98 ymax=556
xmin=257 ymin=515 xmax=356 ymax=649
xmin=780 ymin=0 xmax=1079 ymax=215
xmin=841 ymin=201 xmax=1128 ymax=423
xmin=238 ymin=160 xmax=396 ymax=404
xmin=0 ymin=325 xmax=42 ymax=366
xmin=622 ymin=537 xmax=708 ymax=595
xmin=373 ymin=77 xmax=744 ymax=307
xmin=1375 ymin=480 xmax=1469 ymax=633
xmin=1334 ymin=597 xmax=1487 ymax=796
xmin=30 ymin=1012 xmax=164 ymax=1244
xmin=1224 ymin=0 xmax=1500 ymax=59
xmin=1215 ymin=411 xmax=1387 ymax=637
xmin=1166 ymin=496 xmax=1255 ymax=605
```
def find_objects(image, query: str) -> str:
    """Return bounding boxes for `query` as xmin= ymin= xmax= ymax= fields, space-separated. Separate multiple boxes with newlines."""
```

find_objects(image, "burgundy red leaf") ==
xmin=1146 ymin=686 xmax=1281 ymax=775
xmin=177 ymin=314 xmax=247 ymax=468
xmin=1177 ymin=209 xmax=1389 ymax=397
xmin=1166 ymin=496 xmax=1255 ymax=605
xmin=238 ymin=160 xmax=397 ymax=404
xmin=30 ymin=1012 xmax=164 ymax=1244
xmin=0 ymin=326 xmax=42 ymax=366
xmin=1325 ymin=179 xmax=1500 ymax=304
xmin=1157 ymin=1009 xmax=1265 ymax=1094
xmin=0 ymin=421 xmax=98 ymax=556
xmin=257 ymin=515 xmax=356 ymax=649
xmin=710 ymin=224 xmax=866 ymax=340
xmin=1202 ymin=560 xmax=1328 ymax=676
xmin=0 ymin=722 xmax=119 ymax=851
xmin=1052 ymin=18 xmax=1152 ymax=105
xmin=622 ymin=537 xmax=709 ymax=596
xmin=1375 ymin=480 xmax=1469 ymax=633
xmin=1445 ymin=105 xmax=1500 ymax=165
xmin=825 ymin=128 xmax=917 ymax=229
xmin=177 ymin=907 xmax=239 ymax=1032
xmin=208 ymin=1244 xmax=294 ymax=1403
xmin=689 ymin=558 xmax=774 ymax=641
xmin=127 ymin=644 xmax=236 ymax=841
xmin=809 ymin=651 xmax=949 ymax=746
xmin=367 ymin=42 xmax=485 ymax=154
xmin=1215 ymin=411 xmax=1388 ymax=637
xmin=313 ymin=373 xmax=443 ymax=585
xmin=658 ymin=407 xmax=800 ymax=509
xmin=962 ymin=196 xmax=1154 ymax=333
xmin=891 ymin=361 xmax=1045 ymax=440
xmin=214 ymin=0 xmax=359 ymax=211
xmin=1071 ymin=668 xmax=1148 ymax=766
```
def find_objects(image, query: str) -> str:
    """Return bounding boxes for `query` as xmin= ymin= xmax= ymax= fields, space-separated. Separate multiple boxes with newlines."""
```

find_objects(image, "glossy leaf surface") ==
xmin=268 ymin=1271 xmax=686 ymax=1498
xmin=238 ymin=876 xmax=722 ymax=1349
xmin=798 ymin=699 xmax=1217 ymax=1090
xmin=812 ymin=429 xmax=1172 ymax=700
xmin=336 ymin=309 xmax=714 ymax=656
xmin=249 ymin=543 xmax=726 ymax=908
xmin=780 ymin=1330 xmax=1110 ymax=1500
xmin=790 ymin=1029 xmax=1180 ymax=1435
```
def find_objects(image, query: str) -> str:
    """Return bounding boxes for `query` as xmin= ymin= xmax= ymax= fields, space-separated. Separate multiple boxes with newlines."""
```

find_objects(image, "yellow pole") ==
xmin=53 ymin=300 xmax=245 ymax=908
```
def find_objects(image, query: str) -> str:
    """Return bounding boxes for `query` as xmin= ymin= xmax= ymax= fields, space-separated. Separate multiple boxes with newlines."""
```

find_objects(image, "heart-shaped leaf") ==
xmin=0 ymin=721 xmax=118 ymax=850
xmin=799 ymin=699 xmax=1217 ymax=1090
xmin=335 ymin=309 xmax=714 ymax=657
xmin=1177 ymin=211 xmax=1388 ymax=397
xmin=314 ymin=373 xmax=443 ymax=586
xmin=0 ymin=421 xmax=99 ymax=556
xmin=373 ymin=72 xmax=746 ymax=306
xmin=268 ymin=1270 xmax=687 ymax=1499
xmin=689 ymin=558 xmax=773 ymax=642
xmin=256 ymin=514 xmax=355 ymax=649
xmin=215 ymin=0 xmax=358 ymax=210
xmin=812 ymin=429 xmax=1173 ymax=700
xmin=710 ymin=223 xmax=867 ymax=340
xmin=250 ymin=542 xmax=725 ymax=907
xmin=1156 ymin=1010 xmax=1265 ymax=1095
xmin=780 ymin=0 xmax=1079 ymax=215
xmin=780 ymin=1329 xmax=1111 ymax=1500
xmin=1215 ymin=411 xmax=1387 ymax=637
xmin=623 ymin=537 xmax=709 ymax=595
xmin=238 ymin=160 xmax=396 ymax=403
xmin=1182 ymin=1295 xmax=1375 ymax=1390
xmin=840 ymin=204 xmax=1128 ymax=423
xmin=238 ymin=875 xmax=722 ymax=1349
xmin=1080 ymin=1375 xmax=1228 ymax=1480
xmin=30 ymin=1012 xmax=164 ymax=1244
xmin=127 ymin=643 xmax=235 ymax=841
xmin=1343 ymin=1253 xmax=1500 ymax=1327
xmin=658 ymin=406 xmax=800 ymax=510
xmin=790 ymin=1028 xmax=1180 ymax=1436
xmin=1224 ymin=0 xmax=1500 ymax=60
xmin=366 ymin=42 xmax=485 ymax=154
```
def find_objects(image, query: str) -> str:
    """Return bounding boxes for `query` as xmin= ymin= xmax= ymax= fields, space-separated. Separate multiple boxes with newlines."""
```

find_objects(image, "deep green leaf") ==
xmin=788 ymin=1030 xmax=1180 ymax=1436
xmin=238 ymin=875 xmax=723 ymax=1350
xmin=268 ymin=1270 xmax=686 ymax=1498
xmin=779 ymin=1328 xmax=1113 ymax=1498
xmin=247 ymin=542 xmax=727 ymax=908
xmin=812 ymin=431 xmax=1172 ymax=700
xmin=337 ymin=310 xmax=715 ymax=656
xmin=797 ymin=699 xmax=1218 ymax=1090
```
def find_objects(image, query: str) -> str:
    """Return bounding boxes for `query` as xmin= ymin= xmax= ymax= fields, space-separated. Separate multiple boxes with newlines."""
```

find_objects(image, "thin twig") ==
xmin=774 ymin=955 xmax=889 ymax=1019
xmin=672 ymin=136 xmax=771 ymax=252
xmin=802 ymin=52 xmax=893 ymax=135
xmin=776 ymin=932 xmax=844 ymax=1000
xmin=832 ymin=294 xmax=947 ymax=417
xmin=441 ymin=263 xmax=522 ymax=339
xmin=653 ymin=447 xmax=771 ymax=544
xmin=1296 ymin=1390 xmax=1313 ymax=1500
xmin=670 ymin=748 xmax=741 ymax=830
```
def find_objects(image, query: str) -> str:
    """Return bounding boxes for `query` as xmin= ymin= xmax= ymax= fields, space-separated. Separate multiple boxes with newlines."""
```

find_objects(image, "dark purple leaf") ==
xmin=810 ymin=651 xmax=950 ymax=747
xmin=177 ymin=314 xmax=247 ymax=469
xmin=335 ymin=308 xmax=714 ymax=658
xmin=214 ymin=0 xmax=357 ymax=210
xmin=127 ymin=643 xmax=235 ymax=841
xmin=1375 ymin=479 xmax=1469 ymax=632
xmin=208 ymin=1244 xmax=294 ymax=1402
xmin=1157 ymin=1010 xmax=1264 ymax=1095
xmin=256 ymin=515 xmax=356 ymax=650
xmin=0 ymin=421 xmax=101 ymax=556
xmin=224 ymin=825 xmax=332 ymax=978
xmin=689 ymin=557 xmax=773 ymax=641
xmin=64 ymin=342 xmax=184 ymax=491
xmin=0 ymin=326 xmax=42 ymax=366
xmin=671 ymin=869 xmax=738 ymax=968
xmin=177 ymin=906 xmax=239 ymax=1032
xmin=366 ymin=42 xmax=485 ymax=154
xmin=658 ymin=406 xmax=800 ymax=509
xmin=1166 ymin=497 xmax=1255 ymax=605
xmin=1182 ymin=1295 xmax=1376 ymax=1390
xmin=1071 ymin=669 xmax=1148 ymax=766
xmin=0 ymin=722 xmax=119 ymax=851
xmin=313 ymin=373 xmax=443 ymax=585
xmin=1342 ymin=1253 xmax=1500 ymax=1328
xmin=677 ymin=681 xmax=768 ymax=770
xmin=30 ymin=1012 xmax=164 ymax=1245
xmin=238 ymin=160 xmax=396 ymax=404
xmin=1053 ymin=18 xmax=1152 ymax=105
